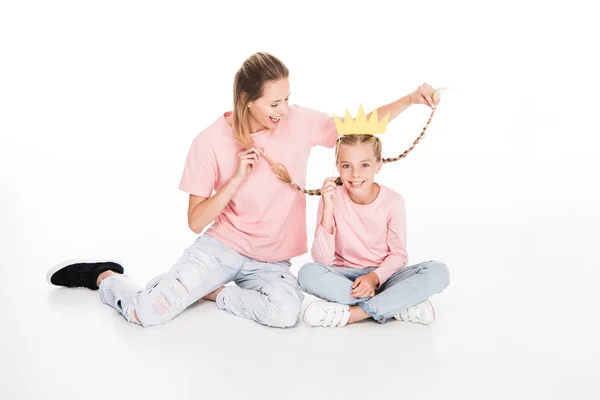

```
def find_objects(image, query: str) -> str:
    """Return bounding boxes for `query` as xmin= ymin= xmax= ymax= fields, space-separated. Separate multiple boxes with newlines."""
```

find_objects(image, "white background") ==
xmin=1 ymin=1 xmax=599 ymax=399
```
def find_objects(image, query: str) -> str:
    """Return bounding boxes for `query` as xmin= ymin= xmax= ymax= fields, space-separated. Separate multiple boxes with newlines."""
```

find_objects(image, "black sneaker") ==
xmin=46 ymin=260 xmax=124 ymax=290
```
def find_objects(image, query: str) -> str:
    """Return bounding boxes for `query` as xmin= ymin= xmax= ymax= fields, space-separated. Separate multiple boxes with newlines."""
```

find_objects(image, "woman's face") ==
xmin=247 ymin=78 xmax=290 ymax=132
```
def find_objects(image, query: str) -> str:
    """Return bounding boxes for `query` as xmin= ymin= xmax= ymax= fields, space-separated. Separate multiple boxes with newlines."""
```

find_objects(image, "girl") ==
xmin=46 ymin=52 xmax=440 ymax=328
xmin=297 ymin=134 xmax=450 ymax=327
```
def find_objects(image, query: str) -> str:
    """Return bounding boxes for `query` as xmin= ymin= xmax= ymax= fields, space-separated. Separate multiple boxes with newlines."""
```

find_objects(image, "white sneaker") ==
xmin=394 ymin=300 xmax=435 ymax=325
xmin=303 ymin=301 xmax=351 ymax=327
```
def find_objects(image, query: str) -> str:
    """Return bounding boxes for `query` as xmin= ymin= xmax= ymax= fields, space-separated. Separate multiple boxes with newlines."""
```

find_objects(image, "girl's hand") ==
xmin=409 ymin=82 xmax=442 ymax=109
xmin=321 ymin=177 xmax=337 ymax=208
xmin=351 ymin=272 xmax=380 ymax=298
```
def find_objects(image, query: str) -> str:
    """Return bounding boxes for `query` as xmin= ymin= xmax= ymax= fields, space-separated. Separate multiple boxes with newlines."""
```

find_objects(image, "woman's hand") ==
xmin=408 ymin=82 xmax=443 ymax=109
xmin=232 ymin=147 xmax=262 ymax=184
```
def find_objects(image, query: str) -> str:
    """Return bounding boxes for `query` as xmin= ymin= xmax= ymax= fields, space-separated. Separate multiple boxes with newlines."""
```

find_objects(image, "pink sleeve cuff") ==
xmin=374 ymin=254 xmax=408 ymax=286
xmin=311 ymin=223 xmax=336 ymax=265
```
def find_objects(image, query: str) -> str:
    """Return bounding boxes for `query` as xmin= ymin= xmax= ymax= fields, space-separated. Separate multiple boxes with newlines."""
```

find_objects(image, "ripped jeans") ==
xmin=98 ymin=234 xmax=304 ymax=328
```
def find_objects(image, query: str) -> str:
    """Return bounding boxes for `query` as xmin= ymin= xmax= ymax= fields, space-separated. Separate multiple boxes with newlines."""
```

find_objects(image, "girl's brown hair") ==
xmin=262 ymin=108 xmax=437 ymax=195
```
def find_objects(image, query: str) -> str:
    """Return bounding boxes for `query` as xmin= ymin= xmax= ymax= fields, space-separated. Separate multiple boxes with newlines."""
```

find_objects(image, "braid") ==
xmin=261 ymin=107 xmax=437 ymax=195
xmin=259 ymin=151 xmax=323 ymax=195
xmin=382 ymin=107 xmax=435 ymax=163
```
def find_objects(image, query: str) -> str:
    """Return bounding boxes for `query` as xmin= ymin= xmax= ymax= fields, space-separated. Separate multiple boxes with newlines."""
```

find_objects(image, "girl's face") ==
xmin=247 ymin=78 xmax=290 ymax=132
xmin=337 ymin=142 xmax=382 ymax=194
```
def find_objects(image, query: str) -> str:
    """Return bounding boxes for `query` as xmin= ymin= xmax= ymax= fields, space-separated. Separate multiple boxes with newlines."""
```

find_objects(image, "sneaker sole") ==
xmin=302 ymin=301 xmax=318 ymax=324
xmin=46 ymin=258 xmax=123 ymax=286
xmin=420 ymin=300 xmax=436 ymax=325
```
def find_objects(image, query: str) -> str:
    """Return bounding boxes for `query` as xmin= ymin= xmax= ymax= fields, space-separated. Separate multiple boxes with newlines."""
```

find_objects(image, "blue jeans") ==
xmin=99 ymin=234 xmax=304 ymax=328
xmin=298 ymin=260 xmax=450 ymax=323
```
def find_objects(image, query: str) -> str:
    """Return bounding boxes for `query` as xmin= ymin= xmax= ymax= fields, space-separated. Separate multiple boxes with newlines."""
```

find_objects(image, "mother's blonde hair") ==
xmin=232 ymin=52 xmax=289 ymax=149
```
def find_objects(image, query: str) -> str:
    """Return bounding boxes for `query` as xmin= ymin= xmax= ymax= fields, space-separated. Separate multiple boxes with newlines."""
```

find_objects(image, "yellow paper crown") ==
xmin=333 ymin=104 xmax=389 ymax=135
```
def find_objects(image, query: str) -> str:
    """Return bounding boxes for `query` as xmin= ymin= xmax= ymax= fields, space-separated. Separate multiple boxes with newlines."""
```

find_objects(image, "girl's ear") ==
xmin=376 ymin=159 xmax=383 ymax=173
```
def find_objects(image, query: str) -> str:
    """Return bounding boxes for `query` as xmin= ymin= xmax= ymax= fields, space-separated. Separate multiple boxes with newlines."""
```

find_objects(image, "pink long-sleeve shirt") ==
xmin=311 ymin=184 xmax=409 ymax=285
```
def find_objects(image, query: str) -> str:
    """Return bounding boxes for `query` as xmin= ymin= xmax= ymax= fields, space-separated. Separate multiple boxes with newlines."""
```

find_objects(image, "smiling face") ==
xmin=247 ymin=78 xmax=290 ymax=132
xmin=337 ymin=141 xmax=382 ymax=195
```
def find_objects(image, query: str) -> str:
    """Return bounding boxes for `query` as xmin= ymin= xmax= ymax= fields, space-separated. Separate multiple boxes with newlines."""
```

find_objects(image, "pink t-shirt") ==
xmin=179 ymin=104 xmax=338 ymax=262
xmin=311 ymin=184 xmax=409 ymax=285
